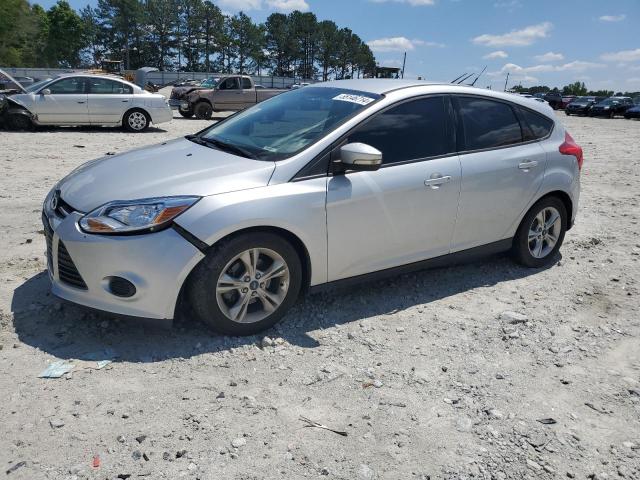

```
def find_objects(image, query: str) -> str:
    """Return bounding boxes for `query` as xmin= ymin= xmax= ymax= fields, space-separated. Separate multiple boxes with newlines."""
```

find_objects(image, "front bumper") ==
xmin=168 ymin=99 xmax=183 ymax=110
xmin=42 ymin=202 xmax=204 ymax=320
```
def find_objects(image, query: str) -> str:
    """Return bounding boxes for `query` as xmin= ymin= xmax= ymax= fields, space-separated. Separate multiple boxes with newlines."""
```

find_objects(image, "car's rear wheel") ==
xmin=123 ymin=109 xmax=150 ymax=132
xmin=512 ymin=197 xmax=567 ymax=268
xmin=188 ymin=232 xmax=302 ymax=335
xmin=194 ymin=101 xmax=213 ymax=120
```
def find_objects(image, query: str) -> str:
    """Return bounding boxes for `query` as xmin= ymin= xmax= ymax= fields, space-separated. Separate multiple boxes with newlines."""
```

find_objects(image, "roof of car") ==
xmin=314 ymin=79 xmax=555 ymax=118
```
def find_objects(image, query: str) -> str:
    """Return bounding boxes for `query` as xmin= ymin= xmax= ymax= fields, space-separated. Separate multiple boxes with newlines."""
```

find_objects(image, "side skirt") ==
xmin=309 ymin=238 xmax=513 ymax=294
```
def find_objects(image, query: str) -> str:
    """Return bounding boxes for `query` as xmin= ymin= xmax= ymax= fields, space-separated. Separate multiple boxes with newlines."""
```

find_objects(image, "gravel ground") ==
xmin=0 ymin=106 xmax=639 ymax=480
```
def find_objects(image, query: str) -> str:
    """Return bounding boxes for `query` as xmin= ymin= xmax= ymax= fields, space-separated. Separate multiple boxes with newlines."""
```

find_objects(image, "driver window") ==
xmin=219 ymin=78 xmax=239 ymax=90
xmin=47 ymin=77 xmax=85 ymax=94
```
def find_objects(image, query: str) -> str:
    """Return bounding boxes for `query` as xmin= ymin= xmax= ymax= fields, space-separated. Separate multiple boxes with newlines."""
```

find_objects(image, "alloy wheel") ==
xmin=215 ymin=248 xmax=290 ymax=324
xmin=128 ymin=111 xmax=147 ymax=130
xmin=527 ymin=206 xmax=561 ymax=259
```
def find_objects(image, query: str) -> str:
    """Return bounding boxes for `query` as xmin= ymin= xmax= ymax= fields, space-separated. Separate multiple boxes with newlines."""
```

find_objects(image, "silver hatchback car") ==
xmin=43 ymin=80 xmax=582 ymax=335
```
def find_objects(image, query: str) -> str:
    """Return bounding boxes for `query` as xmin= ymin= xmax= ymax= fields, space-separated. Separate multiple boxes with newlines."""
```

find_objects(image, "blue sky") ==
xmin=34 ymin=0 xmax=640 ymax=91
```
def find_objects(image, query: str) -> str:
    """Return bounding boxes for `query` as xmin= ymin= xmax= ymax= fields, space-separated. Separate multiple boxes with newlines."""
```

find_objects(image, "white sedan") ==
xmin=3 ymin=74 xmax=172 ymax=132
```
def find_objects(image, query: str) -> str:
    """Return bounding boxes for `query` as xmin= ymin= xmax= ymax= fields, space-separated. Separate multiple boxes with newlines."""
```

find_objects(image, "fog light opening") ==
xmin=106 ymin=276 xmax=137 ymax=298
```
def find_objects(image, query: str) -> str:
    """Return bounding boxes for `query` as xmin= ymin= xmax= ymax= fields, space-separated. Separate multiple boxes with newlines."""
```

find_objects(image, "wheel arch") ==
xmin=174 ymin=225 xmax=313 ymax=320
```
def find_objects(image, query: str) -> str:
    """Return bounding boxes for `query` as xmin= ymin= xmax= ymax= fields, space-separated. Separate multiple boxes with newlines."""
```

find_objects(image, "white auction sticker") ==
xmin=332 ymin=93 xmax=376 ymax=106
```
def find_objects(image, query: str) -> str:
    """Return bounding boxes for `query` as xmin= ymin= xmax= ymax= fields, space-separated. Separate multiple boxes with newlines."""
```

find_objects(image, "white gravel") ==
xmin=0 ymin=111 xmax=639 ymax=479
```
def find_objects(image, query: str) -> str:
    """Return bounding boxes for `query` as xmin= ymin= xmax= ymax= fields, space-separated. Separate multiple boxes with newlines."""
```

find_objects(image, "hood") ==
xmin=58 ymin=137 xmax=275 ymax=212
xmin=0 ymin=68 xmax=26 ymax=93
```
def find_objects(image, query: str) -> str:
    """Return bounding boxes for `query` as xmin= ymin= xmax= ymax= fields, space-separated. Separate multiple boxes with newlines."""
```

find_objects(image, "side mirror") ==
xmin=40 ymin=88 xmax=51 ymax=95
xmin=339 ymin=143 xmax=382 ymax=172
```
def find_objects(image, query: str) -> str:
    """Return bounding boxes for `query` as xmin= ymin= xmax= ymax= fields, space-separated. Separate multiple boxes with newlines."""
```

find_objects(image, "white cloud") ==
xmin=369 ymin=0 xmax=435 ymax=6
xmin=534 ymin=51 xmax=564 ymax=62
xmin=484 ymin=50 xmax=508 ymax=59
xmin=217 ymin=0 xmax=262 ymax=10
xmin=265 ymin=0 xmax=309 ymax=11
xmin=491 ymin=61 xmax=605 ymax=78
xmin=494 ymin=1 xmax=522 ymax=9
xmin=599 ymin=14 xmax=626 ymax=22
xmin=367 ymin=37 xmax=442 ymax=52
xmin=472 ymin=22 xmax=553 ymax=47
xmin=601 ymin=48 xmax=640 ymax=63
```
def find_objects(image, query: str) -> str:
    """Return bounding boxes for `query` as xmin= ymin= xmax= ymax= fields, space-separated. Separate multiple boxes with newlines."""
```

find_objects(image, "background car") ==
xmin=168 ymin=76 xmax=220 ymax=117
xmin=589 ymin=97 xmax=634 ymax=118
xmin=565 ymin=96 xmax=604 ymax=116
xmin=1 ymin=74 xmax=172 ymax=131
xmin=560 ymin=95 xmax=576 ymax=109
xmin=543 ymin=91 xmax=563 ymax=109
xmin=624 ymin=104 xmax=640 ymax=119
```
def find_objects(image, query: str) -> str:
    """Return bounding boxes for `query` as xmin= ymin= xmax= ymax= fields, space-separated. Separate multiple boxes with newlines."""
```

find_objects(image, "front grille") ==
xmin=57 ymin=241 xmax=88 ymax=290
xmin=42 ymin=213 xmax=53 ymax=272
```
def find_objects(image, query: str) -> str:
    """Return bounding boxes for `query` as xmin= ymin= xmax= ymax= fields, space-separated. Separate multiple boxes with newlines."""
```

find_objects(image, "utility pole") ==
xmin=503 ymin=72 xmax=510 ymax=92
xmin=401 ymin=52 xmax=406 ymax=79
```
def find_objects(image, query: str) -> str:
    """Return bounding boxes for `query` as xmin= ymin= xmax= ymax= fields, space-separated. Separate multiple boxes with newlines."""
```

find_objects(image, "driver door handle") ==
xmin=424 ymin=174 xmax=452 ymax=188
xmin=518 ymin=160 xmax=538 ymax=170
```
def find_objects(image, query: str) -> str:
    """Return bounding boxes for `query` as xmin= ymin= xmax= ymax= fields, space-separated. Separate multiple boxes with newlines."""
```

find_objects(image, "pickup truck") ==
xmin=181 ymin=75 xmax=283 ymax=119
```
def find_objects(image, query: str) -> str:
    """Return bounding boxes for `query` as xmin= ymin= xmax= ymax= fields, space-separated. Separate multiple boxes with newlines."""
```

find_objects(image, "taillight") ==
xmin=559 ymin=131 xmax=584 ymax=171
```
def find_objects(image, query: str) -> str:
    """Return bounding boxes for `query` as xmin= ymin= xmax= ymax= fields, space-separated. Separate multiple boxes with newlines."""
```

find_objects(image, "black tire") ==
xmin=188 ymin=232 xmax=303 ymax=336
xmin=194 ymin=101 xmax=213 ymax=120
xmin=565 ymin=111 xmax=571 ymax=116
xmin=123 ymin=108 xmax=150 ymax=132
xmin=179 ymin=108 xmax=194 ymax=118
xmin=512 ymin=196 xmax=567 ymax=268
xmin=609 ymin=111 xmax=615 ymax=119
xmin=8 ymin=113 xmax=33 ymax=131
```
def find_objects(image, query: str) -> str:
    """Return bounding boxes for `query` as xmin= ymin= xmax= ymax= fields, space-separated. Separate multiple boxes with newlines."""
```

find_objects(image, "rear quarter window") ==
xmin=518 ymin=107 xmax=554 ymax=141
xmin=456 ymin=96 xmax=523 ymax=151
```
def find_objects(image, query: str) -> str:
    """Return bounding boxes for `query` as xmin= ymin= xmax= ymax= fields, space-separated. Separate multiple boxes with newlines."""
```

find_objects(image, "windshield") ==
xmin=598 ymin=99 xmax=619 ymax=105
xmin=25 ymin=78 xmax=53 ymax=93
xmin=198 ymin=87 xmax=381 ymax=161
xmin=201 ymin=77 xmax=219 ymax=88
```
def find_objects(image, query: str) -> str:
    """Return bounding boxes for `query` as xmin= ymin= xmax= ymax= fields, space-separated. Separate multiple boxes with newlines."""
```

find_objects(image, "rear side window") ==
xmin=347 ymin=96 xmax=452 ymax=165
xmin=518 ymin=107 xmax=554 ymax=141
xmin=241 ymin=78 xmax=252 ymax=89
xmin=456 ymin=97 xmax=522 ymax=150
xmin=88 ymin=78 xmax=133 ymax=94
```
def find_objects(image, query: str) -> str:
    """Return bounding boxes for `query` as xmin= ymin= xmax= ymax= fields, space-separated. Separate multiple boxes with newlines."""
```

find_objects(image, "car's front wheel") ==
xmin=194 ymin=101 xmax=213 ymax=120
xmin=512 ymin=197 xmax=567 ymax=268
xmin=188 ymin=232 xmax=302 ymax=335
xmin=179 ymin=108 xmax=194 ymax=118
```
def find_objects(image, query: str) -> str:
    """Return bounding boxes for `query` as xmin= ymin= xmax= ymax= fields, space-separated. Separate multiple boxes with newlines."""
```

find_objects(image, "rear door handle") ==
xmin=518 ymin=160 xmax=538 ymax=170
xmin=424 ymin=175 xmax=452 ymax=188
xmin=77 ymin=101 xmax=85 ymax=104
xmin=121 ymin=100 xmax=129 ymax=102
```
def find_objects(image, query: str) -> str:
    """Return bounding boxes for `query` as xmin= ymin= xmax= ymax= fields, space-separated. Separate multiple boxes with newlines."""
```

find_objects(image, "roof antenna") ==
xmin=470 ymin=66 xmax=487 ymax=86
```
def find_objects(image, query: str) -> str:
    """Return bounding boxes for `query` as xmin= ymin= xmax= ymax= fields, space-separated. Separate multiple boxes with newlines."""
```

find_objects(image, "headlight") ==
xmin=603 ymin=106 xmax=610 ymax=109
xmin=79 ymin=196 xmax=199 ymax=234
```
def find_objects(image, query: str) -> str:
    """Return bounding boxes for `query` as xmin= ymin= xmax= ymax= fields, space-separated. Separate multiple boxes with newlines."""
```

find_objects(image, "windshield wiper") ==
xmin=201 ymin=137 xmax=258 ymax=159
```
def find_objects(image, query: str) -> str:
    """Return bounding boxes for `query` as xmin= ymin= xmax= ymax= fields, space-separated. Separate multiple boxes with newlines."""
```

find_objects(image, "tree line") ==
xmin=512 ymin=82 xmax=639 ymax=99
xmin=0 ymin=0 xmax=377 ymax=80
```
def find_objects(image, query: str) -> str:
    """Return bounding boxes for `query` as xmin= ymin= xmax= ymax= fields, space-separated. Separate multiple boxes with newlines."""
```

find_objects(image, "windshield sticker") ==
xmin=332 ymin=93 xmax=375 ymax=106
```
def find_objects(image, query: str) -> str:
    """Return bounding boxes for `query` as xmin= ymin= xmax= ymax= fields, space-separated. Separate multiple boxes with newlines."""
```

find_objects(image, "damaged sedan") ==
xmin=0 ymin=70 xmax=172 ymax=132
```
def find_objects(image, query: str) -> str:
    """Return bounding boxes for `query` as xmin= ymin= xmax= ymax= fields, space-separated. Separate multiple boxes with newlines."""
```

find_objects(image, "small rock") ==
xmin=357 ymin=464 xmax=375 ymax=480
xmin=500 ymin=311 xmax=528 ymax=324
xmin=485 ymin=408 xmax=504 ymax=420
xmin=396 ymin=327 xmax=405 ymax=333
xmin=121 ymin=412 xmax=130 ymax=419
xmin=131 ymin=450 xmax=142 ymax=461
xmin=526 ymin=459 xmax=542 ymax=471
xmin=49 ymin=418 xmax=65 ymax=428
xmin=260 ymin=336 xmax=274 ymax=348
xmin=116 ymin=435 xmax=126 ymax=443
xmin=372 ymin=380 xmax=383 ymax=388
xmin=135 ymin=435 xmax=147 ymax=444
xmin=231 ymin=437 xmax=246 ymax=448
